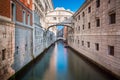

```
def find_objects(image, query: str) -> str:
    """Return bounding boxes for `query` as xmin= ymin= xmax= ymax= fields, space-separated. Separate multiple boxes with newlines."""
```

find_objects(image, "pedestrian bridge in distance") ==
xmin=46 ymin=7 xmax=74 ymax=30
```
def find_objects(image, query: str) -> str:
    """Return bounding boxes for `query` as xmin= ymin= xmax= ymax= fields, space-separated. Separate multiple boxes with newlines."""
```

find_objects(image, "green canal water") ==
xmin=14 ymin=41 xmax=118 ymax=80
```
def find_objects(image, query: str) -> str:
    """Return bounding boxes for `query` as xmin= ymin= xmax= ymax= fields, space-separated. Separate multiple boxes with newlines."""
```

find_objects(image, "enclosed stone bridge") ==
xmin=46 ymin=7 xmax=74 ymax=30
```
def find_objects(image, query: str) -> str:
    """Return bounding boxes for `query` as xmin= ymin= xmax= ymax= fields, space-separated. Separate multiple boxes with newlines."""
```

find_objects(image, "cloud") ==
xmin=55 ymin=7 xmax=74 ymax=13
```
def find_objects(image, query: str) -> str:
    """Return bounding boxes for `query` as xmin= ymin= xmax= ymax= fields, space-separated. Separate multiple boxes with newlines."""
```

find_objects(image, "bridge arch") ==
xmin=46 ymin=23 xmax=74 ymax=31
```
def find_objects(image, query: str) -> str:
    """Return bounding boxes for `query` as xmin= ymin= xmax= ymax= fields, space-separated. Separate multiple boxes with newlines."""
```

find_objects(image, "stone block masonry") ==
xmin=68 ymin=0 xmax=120 ymax=78
xmin=0 ymin=19 xmax=15 ymax=80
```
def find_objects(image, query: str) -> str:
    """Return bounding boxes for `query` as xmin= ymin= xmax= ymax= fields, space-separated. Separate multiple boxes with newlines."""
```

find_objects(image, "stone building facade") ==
xmin=33 ymin=0 xmax=55 ymax=58
xmin=11 ymin=0 xmax=33 ymax=72
xmin=68 ymin=0 xmax=120 ymax=77
xmin=0 ymin=0 xmax=56 ymax=79
xmin=0 ymin=0 xmax=15 ymax=80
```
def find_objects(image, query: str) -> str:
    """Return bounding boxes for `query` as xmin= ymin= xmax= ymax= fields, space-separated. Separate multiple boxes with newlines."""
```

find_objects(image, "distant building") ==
xmin=57 ymin=29 xmax=64 ymax=38
xmin=0 ymin=0 xmax=15 ymax=80
xmin=68 ymin=0 xmax=120 ymax=77
xmin=63 ymin=26 xmax=68 ymax=41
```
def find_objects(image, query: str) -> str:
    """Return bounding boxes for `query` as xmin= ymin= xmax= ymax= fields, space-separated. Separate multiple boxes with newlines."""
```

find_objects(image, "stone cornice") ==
xmin=15 ymin=21 xmax=33 ymax=29
xmin=0 ymin=15 xmax=13 ymax=24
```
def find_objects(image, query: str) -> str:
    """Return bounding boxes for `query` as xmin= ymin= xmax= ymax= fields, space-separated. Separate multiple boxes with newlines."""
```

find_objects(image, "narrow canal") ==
xmin=16 ymin=41 xmax=118 ymax=80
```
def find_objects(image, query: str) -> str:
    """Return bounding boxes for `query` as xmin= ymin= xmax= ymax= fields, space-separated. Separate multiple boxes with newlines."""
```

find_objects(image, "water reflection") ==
xmin=42 ymin=42 xmax=57 ymax=80
xmin=67 ymin=48 xmax=115 ymax=80
xmin=20 ymin=41 xmax=117 ymax=80
xmin=56 ymin=41 xmax=72 ymax=80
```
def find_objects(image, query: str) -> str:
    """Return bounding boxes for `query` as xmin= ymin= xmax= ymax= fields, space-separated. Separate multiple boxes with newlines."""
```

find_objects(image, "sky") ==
xmin=52 ymin=0 xmax=86 ymax=30
xmin=52 ymin=0 xmax=85 ymax=12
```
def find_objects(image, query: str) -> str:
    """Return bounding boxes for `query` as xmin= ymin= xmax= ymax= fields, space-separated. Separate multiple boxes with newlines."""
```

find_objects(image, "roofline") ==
xmin=73 ymin=0 xmax=93 ymax=17
xmin=51 ymin=0 xmax=54 ymax=10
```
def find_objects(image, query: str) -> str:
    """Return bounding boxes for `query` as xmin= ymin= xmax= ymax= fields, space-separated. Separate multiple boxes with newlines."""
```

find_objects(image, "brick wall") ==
xmin=0 ymin=0 xmax=10 ymax=18
xmin=20 ymin=0 xmax=32 ymax=10
xmin=12 ymin=0 xmax=33 ymax=26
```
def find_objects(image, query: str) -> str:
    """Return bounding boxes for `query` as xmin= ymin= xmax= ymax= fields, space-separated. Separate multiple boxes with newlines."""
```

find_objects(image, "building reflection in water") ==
xmin=20 ymin=41 xmax=116 ymax=80
xmin=56 ymin=41 xmax=72 ymax=80
xmin=67 ymin=48 xmax=114 ymax=80
xmin=42 ymin=43 xmax=57 ymax=80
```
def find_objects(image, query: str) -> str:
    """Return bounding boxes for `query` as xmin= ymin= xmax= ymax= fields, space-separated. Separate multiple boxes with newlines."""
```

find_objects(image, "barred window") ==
xmin=95 ymin=43 xmax=99 ymax=51
xmin=82 ymin=41 xmax=84 ymax=46
xmin=108 ymin=46 xmax=114 ymax=56
xmin=88 ymin=22 xmax=91 ymax=29
xmin=87 ymin=42 xmax=90 ymax=48
xmin=88 ymin=6 xmax=91 ymax=13
xmin=109 ymin=13 xmax=116 ymax=24
xmin=2 ymin=49 xmax=6 ymax=60
xmin=96 ymin=18 xmax=100 ymax=27
xmin=96 ymin=0 xmax=100 ymax=8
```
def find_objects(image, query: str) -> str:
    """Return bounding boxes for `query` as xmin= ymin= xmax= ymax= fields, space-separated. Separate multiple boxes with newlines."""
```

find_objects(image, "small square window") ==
xmin=78 ymin=15 xmax=80 ymax=20
xmin=109 ymin=13 xmax=116 ymax=24
xmin=108 ymin=0 xmax=110 ymax=3
xmin=87 ymin=42 xmax=90 ymax=48
xmin=53 ymin=17 xmax=56 ymax=20
xmin=2 ymin=49 xmax=6 ymax=60
xmin=108 ymin=46 xmax=114 ymax=56
xmin=82 ymin=12 xmax=85 ymax=17
xmin=82 ymin=41 xmax=84 ymax=46
xmin=83 ymin=25 xmax=84 ymax=30
xmin=95 ymin=43 xmax=99 ymax=51
xmin=96 ymin=0 xmax=100 ymax=8
xmin=88 ymin=22 xmax=91 ymax=29
xmin=96 ymin=18 xmax=100 ymax=27
xmin=88 ymin=6 xmax=91 ymax=13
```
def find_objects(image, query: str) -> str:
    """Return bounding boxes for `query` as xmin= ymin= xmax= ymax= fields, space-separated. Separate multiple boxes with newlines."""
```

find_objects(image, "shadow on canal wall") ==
xmin=8 ymin=42 xmax=56 ymax=80
xmin=67 ymin=46 xmax=120 ymax=80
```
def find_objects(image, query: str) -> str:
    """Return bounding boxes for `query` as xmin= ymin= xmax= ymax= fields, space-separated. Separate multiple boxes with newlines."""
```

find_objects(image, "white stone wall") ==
xmin=45 ymin=31 xmax=55 ymax=48
xmin=33 ymin=0 xmax=56 ymax=59
xmin=13 ymin=25 xmax=33 ymax=72
xmin=34 ymin=26 xmax=44 ymax=58
xmin=68 ymin=0 xmax=120 ymax=77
